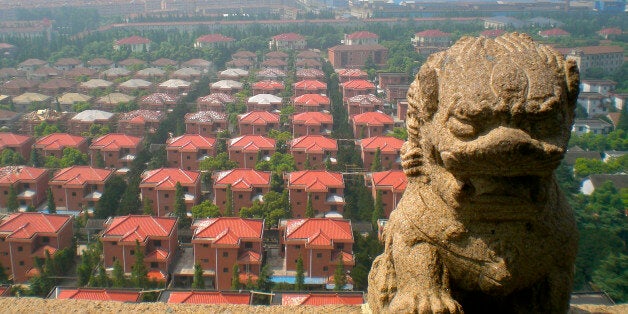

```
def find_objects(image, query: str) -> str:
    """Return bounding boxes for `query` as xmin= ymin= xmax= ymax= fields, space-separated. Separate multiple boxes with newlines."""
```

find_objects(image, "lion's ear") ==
xmin=564 ymin=59 xmax=580 ymax=106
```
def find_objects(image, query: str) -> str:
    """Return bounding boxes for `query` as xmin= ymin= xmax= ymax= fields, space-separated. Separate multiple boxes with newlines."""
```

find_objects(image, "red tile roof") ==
xmin=336 ymin=68 xmax=368 ymax=77
xmin=415 ymin=29 xmax=450 ymax=37
xmin=185 ymin=111 xmax=227 ymax=123
xmin=284 ymin=218 xmax=353 ymax=245
xmin=238 ymin=111 xmax=280 ymax=125
xmin=147 ymin=269 xmax=168 ymax=282
xmin=115 ymin=35 xmax=151 ymax=45
xmin=0 ymin=166 xmax=48 ymax=185
xmin=196 ymin=34 xmax=234 ymax=43
xmin=266 ymin=51 xmax=289 ymax=59
xmin=102 ymin=215 xmax=177 ymax=243
xmin=262 ymin=59 xmax=288 ymax=67
xmin=480 ymin=29 xmax=506 ymax=38
xmin=598 ymin=28 xmax=622 ymax=36
xmin=32 ymin=244 xmax=57 ymax=259
xmin=0 ymin=132 xmax=32 ymax=148
xmin=232 ymin=50 xmax=256 ymax=59
xmin=282 ymin=293 xmax=363 ymax=305
xmin=288 ymin=170 xmax=344 ymax=192
xmin=371 ymin=170 xmax=407 ymax=192
xmin=167 ymin=291 xmax=250 ymax=304
xmin=213 ymin=169 xmax=271 ymax=190
xmin=343 ymin=79 xmax=375 ymax=90
xmin=118 ymin=110 xmax=165 ymax=123
xmin=193 ymin=217 xmax=264 ymax=245
xmin=252 ymin=80 xmax=284 ymax=90
xmin=290 ymin=135 xmax=338 ymax=153
xmin=347 ymin=94 xmax=383 ymax=106
xmin=0 ymin=212 xmax=72 ymax=240
xmin=91 ymin=134 xmax=141 ymax=151
xmin=296 ymin=68 xmax=325 ymax=79
xmin=272 ymin=33 xmax=304 ymax=41
xmin=228 ymin=135 xmax=275 ymax=152
xmin=294 ymin=80 xmax=326 ymax=90
xmin=167 ymin=134 xmax=216 ymax=152
xmin=293 ymin=94 xmax=330 ymax=107
xmin=557 ymin=45 xmax=624 ymax=55
xmin=359 ymin=136 xmax=404 ymax=152
xmin=141 ymin=168 xmax=200 ymax=189
xmin=539 ymin=28 xmax=570 ymax=37
xmin=197 ymin=93 xmax=236 ymax=105
xmin=35 ymin=133 xmax=86 ymax=150
xmin=352 ymin=111 xmax=394 ymax=126
xmin=56 ymin=289 xmax=141 ymax=302
xmin=51 ymin=166 xmax=113 ymax=187
xmin=292 ymin=112 xmax=333 ymax=125
xmin=139 ymin=93 xmax=179 ymax=106
xmin=346 ymin=31 xmax=378 ymax=39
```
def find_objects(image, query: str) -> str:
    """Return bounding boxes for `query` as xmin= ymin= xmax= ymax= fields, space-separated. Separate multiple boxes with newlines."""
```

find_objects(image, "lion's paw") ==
xmin=389 ymin=290 xmax=463 ymax=314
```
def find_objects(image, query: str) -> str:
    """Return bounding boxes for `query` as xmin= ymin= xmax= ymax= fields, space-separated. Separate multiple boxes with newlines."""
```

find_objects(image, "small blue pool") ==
xmin=270 ymin=276 xmax=327 ymax=285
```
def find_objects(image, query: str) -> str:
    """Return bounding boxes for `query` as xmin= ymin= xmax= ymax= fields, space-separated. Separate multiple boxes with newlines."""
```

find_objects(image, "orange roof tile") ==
xmin=336 ymin=68 xmax=368 ymax=77
xmin=293 ymin=80 xmax=326 ymax=90
xmin=238 ymin=111 xmax=280 ymax=125
xmin=0 ymin=212 xmax=72 ymax=240
xmin=598 ymin=28 xmax=622 ymax=36
xmin=342 ymin=79 xmax=375 ymax=90
xmin=196 ymin=34 xmax=234 ymax=43
xmin=293 ymin=94 xmax=330 ymax=107
xmin=539 ymin=28 xmax=570 ymax=37
xmin=115 ymin=35 xmax=150 ymax=45
xmin=56 ymin=288 xmax=141 ymax=302
xmin=118 ymin=110 xmax=165 ymax=123
xmin=284 ymin=218 xmax=353 ymax=245
xmin=290 ymin=135 xmax=337 ymax=153
xmin=50 ymin=166 xmax=113 ymax=187
xmin=359 ymin=136 xmax=404 ymax=152
xmin=228 ymin=135 xmax=275 ymax=152
xmin=288 ymin=170 xmax=344 ymax=192
xmin=145 ymin=248 xmax=169 ymax=261
xmin=35 ymin=133 xmax=86 ymax=150
xmin=141 ymin=168 xmax=200 ymax=189
xmin=272 ymin=33 xmax=304 ymax=41
xmin=0 ymin=133 xmax=31 ymax=148
xmin=213 ymin=169 xmax=271 ymax=190
xmin=102 ymin=215 xmax=177 ymax=243
xmin=415 ymin=29 xmax=450 ymax=37
xmin=31 ymin=245 xmax=57 ymax=259
xmin=292 ymin=112 xmax=333 ymax=125
xmin=147 ymin=269 xmax=168 ymax=282
xmin=371 ymin=170 xmax=407 ymax=192
xmin=0 ymin=166 xmax=48 ymax=185
xmin=90 ymin=134 xmax=141 ymax=151
xmin=346 ymin=31 xmax=378 ymax=39
xmin=238 ymin=250 xmax=262 ymax=263
xmin=239 ymin=273 xmax=259 ymax=284
xmin=166 ymin=134 xmax=215 ymax=152
xmin=167 ymin=291 xmax=250 ymax=304
xmin=252 ymin=80 xmax=284 ymax=90
xmin=351 ymin=111 xmax=393 ymax=126
xmin=193 ymin=217 xmax=263 ymax=244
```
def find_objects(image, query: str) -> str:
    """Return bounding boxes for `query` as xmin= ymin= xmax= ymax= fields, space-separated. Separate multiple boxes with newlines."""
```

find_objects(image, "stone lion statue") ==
xmin=367 ymin=33 xmax=580 ymax=313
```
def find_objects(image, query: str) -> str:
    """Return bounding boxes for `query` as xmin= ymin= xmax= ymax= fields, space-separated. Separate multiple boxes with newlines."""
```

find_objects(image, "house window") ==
xmin=150 ymin=262 xmax=158 ymax=268
xmin=223 ymin=267 xmax=229 ymax=273
xmin=323 ymin=266 xmax=328 ymax=271
xmin=153 ymin=240 xmax=161 ymax=247
xmin=164 ymin=193 xmax=169 ymax=198
xmin=314 ymin=195 xmax=319 ymax=200
xmin=72 ymin=192 xmax=76 ymax=197
xmin=238 ymin=194 xmax=243 ymax=199
xmin=202 ymin=244 xmax=209 ymax=248
xmin=19 ymin=261 xmax=24 ymax=266
xmin=244 ymin=242 xmax=253 ymax=249
xmin=42 ymin=237 xmax=49 ymax=243
xmin=3 ymin=191 xmax=6 ymax=195
xmin=186 ymin=156 xmax=190 ymax=160
xmin=223 ymin=252 xmax=228 ymax=257
xmin=130 ymin=250 xmax=135 ymax=256
xmin=295 ymin=245 xmax=300 ymax=249
xmin=17 ymin=246 xmax=23 ymax=252
xmin=316 ymin=253 xmax=322 ymax=258
xmin=201 ymin=259 xmax=209 ymax=263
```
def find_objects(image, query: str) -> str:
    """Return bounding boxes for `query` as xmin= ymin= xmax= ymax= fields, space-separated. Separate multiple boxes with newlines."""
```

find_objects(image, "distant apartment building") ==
xmin=344 ymin=31 xmax=378 ymax=45
xmin=286 ymin=170 xmax=345 ymax=218
xmin=49 ymin=166 xmax=113 ymax=212
xmin=366 ymin=170 xmax=407 ymax=218
xmin=140 ymin=168 xmax=201 ymax=216
xmin=411 ymin=30 xmax=452 ymax=55
xmin=114 ymin=36 xmax=151 ymax=52
xmin=558 ymin=46 xmax=624 ymax=75
xmin=212 ymin=169 xmax=271 ymax=216
xmin=194 ymin=34 xmax=235 ymax=49
xmin=166 ymin=134 xmax=216 ymax=171
xmin=269 ymin=33 xmax=306 ymax=51
xmin=328 ymin=44 xmax=388 ymax=69
xmin=89 ymin=134 xmax=142 ymax=170
xmin=0 ymin=166 xmax=49 ymax=210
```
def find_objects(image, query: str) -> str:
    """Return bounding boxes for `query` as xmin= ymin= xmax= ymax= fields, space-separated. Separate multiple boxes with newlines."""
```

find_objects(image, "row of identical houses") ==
xmin=0 ymin=212 xmax=357 ymax=292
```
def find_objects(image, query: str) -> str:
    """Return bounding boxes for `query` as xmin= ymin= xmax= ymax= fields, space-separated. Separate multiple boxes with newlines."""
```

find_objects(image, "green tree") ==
xmin=305 ymin=193 xmax=314 ymax=218
xmin=131 ymin=240 xmax=148 ymax=288
xmin=118 ymin=178 xmax=141 ymax=215
xmin=390 ymin=126 xmax=408 ymax=140
xmin=0 ymin=149 xmax=25 ymax=166
xmin=617 ymin=105 xmax=628 ymax=132
xmin=93 ymin=265 xmax=111 ymax=288
xmin=46 ymin=188 xmax=57 ymax=214
xmin=30 ymin=148 xmax=43 ymax=167
xmin=371 ymin=148 xmax=382 ymax=172
xmin=94 ymin=175 xmax=127 ymax=218
xmin=372 ymin=190 xmax=384 ymax=227
xmin=239 ymin=190 xmax=291 ymax=228
xmin=225 ymin=184 xmax=234 ymax=216
xmin=0 ymin=261 xmax=8 ymax=283
xmin=34 ymin=122 xmax=61 ymax=137
xmin=592 ymin=253 xmax=628 ymax=302
xmin=174 ymin=182 xmax=191 ymax=229
xmin=112 ymin=260 xmax=126 ymax=288
xmin=7 ymin=185 xmax=18 ymax=212
xmin=231 ymin=263 xmax=240 ymax=290
xmin=295 ymin=255 xmax=305 ymax=291
xmin=94 ymin=150 xmax=105 ymax=168
xmin=199 ymin=152 xmax=237 ymax=172
xmin=142 ymin=197 xmax=153 ymax=215
xmin=333 ymin=255 xmax=347 ymax=291
xmin=192 ymin=263 xmax=205 ymax=289
xmin=191 ymin=200 xmax=222 ymax=218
